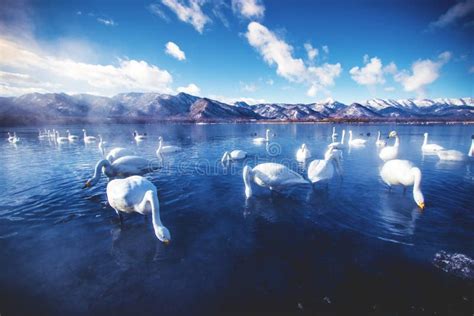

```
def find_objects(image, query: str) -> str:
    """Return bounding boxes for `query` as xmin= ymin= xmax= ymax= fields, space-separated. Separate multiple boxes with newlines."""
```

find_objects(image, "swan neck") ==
xmin=243 ymin=166 xmax=253 ymax=198
xmin=377 ymin=131 xmax=380 ymax=141
xmin=394 ymin=135 xmax=400 ymax=147
xmin=157 ymin=139 xmax=163 ymax=154
xmin=469 ymin=139 xmax=474 ymax=157
xmin=412 ymin=168 xmax=422 ymax=192
xmin=265 ymin=130 xmax=269 ymax=141
xmin=341 ymin=130 xmax=345 ymax=144
xmin=423 ymin=134 xmax=427 ymax=146
xmin=94 ymin=159 xmax=110 ymax=179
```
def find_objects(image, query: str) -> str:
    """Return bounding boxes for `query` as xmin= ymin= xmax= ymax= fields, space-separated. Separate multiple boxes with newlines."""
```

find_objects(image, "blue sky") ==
xmin=0 ymin=0 xmax=472 ymax=104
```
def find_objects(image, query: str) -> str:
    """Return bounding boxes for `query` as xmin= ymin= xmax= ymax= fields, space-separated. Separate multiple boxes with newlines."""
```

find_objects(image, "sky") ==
xmin=0 ymin=0 xmax=473 ymax=104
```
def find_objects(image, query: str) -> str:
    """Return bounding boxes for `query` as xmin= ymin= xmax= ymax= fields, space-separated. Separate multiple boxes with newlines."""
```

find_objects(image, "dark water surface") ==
xmin=0 ymin=123 xmax=473 ymax=315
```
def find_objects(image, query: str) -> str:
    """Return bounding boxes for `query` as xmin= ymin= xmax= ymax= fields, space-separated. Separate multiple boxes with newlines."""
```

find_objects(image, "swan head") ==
xmin=423 ymin=132 xmax=428 ymax=137
xmin=414 ymin=190 xmax=425 ymax=210
xmin=155 ymin=225 xmax=171 ymax=244
xmin=389 ymin=131 xmax=397 ymax=137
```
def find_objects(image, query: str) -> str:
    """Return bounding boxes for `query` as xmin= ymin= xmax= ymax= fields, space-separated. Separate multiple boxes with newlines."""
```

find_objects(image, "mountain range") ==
xmin=0 ymin=92 xmax=472 ymax=125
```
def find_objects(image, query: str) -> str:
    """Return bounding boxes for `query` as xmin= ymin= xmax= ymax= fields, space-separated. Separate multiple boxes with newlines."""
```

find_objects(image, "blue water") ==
xmin=0 ymin=123 xmax=473 ymax=315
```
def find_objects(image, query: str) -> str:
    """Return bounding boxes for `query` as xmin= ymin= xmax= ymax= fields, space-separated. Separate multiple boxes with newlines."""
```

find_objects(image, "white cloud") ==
xmin=429 ymin=0 xmax=474 ymax=29
xmin=322 ymin=45 xmax=329 ymax=54
xmin=165 ymin=41 xmax=186 ymax=61
xmin=350 ymin=56 xmax=386 ymax=85
xmin=161 ymin=0 xmax=210 ymax=33
xmin=394 ymin=51 xmax=451 ymax=96
xmin=0 ymin=37 xmax=174 ymax=96
xmin=304 ymin=43 xmax=318 ymax=61
xmin=148 ymin=3 xmax=170 ymax=22
xmin=232 ymin=0 xmax=265 ymax=19
xmin=245 ymin=22 xmax=341 ymax=97
xmin=177 ymin=83 xmax=200 ymax=95
xmin=383 ymin=62 xmax=398 ymax=75
xmin=97 ymin=18 xmax=117 ymax=26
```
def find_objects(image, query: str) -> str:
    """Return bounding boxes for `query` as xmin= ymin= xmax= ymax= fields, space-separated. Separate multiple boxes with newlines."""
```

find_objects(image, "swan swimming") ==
xmin=67 ymin=130 xmax=79 ymax=142
xmin=331 ymin=127 xmax=338 ymax=141
xmin=83 ymin=129 xmax=96 ymax=143
xmin=375 ymin=131 xmax=386 ymax=147
xmin=10 ymin=132 xmax=20 ymax=144
xmin=328 ymin=129 xmax=346 ymax=149
xmin=253 ymin=129 xmax=270 ymax=143
xmin=84 ymin=156 xmax=154 ymax=186
xmin=7 ymin=132 xmax=14 ymax=143
xmin=55 ymin=131 xmax=69 ymax=143
xmin=134 ymin=131 xmax=147 ymax=142
xmin=422 ymin=132 xmax=444 ymax=153
xmin=436 ymin=136 xmax=474 ymax=161
xmin=38 ymin=129 xmax=49 ymax=140
xmin=156 ymin=136 xmax=181 ymax=155
xmin=379 ymin=131 xmax=399 ymax=161
xmin=296 ymin=144 xmax=312 ymax=162
xmin=94 ymin=175 xmax=171 ymax=243
xmin=221 ymin=150 xmax=247 ymax=162
xmin=380 ymin=159 xmax=425 ymax=209
xmin=348 ymin=130 xmax=367 ymax=146
xmin=307 ymin=147 xmax=342 ymax=184
xmin=243 ymin=163 xmax=309 ymax=198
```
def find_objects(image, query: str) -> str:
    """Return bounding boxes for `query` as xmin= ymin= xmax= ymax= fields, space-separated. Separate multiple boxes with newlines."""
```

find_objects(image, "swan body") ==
xmin=375 ymin=131 xmax=386 ymax=147
xmin=307 ymin=148 xmax=342 ymax=184
xmin=380 ymin=159 xmax=425 ymax=209
xmin=436 ymin=136 xmax=474 ymax=161
xmin=328 ymin=129 xmax=346 ymax=149
xmin=296 ymin=144 xmax=311 ymax=162
xmin=221 ymin=150 xmax=247 ymax=162
xmin=253 ymin=129 xmax=270 ymax=143
xmin=67 ymin=130 xmax=79 ymax=141
xmin=10 ymin=132 xmax=21 ymax=144
xmin=379 ymin=131 xmax=399 ymax=161
xmin=56 ymin=131 xmax=69 ymax=143
xmin=38 ymin=129 xmax=49 ymax=139
xmin=243 ymin=163 xmax=309 ymax=198
xmin=106 ymin=147 xmax=134 ymax=163
xmin=348 ymin=130 xmax=367 ymax=146
xmin=85 ymin=155 xmax=153 ymax=187
xmin=422 ymin=133 xmax=444 ymax=153
xmin=82 ymin=129 xmax=96 ymax=143
xmin=156 ymin=136 xmax=181 ymax=155
xmin=102 ymin=176 xmax=171 ymax=243
xmin=134 ymin=131 xmax=147 ymax=142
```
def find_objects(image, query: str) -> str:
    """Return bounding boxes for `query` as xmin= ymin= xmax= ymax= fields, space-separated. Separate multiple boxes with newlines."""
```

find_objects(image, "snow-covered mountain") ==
xmin=0 ymin=93 xmax=472 ymax=125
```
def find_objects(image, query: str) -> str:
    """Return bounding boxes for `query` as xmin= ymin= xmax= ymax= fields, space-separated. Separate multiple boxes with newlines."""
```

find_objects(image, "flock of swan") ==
xmin=5 ymin=127 xmax=474 ymax=243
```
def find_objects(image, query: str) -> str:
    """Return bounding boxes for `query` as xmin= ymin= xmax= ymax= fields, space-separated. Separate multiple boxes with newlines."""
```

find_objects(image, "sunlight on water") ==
xmin=0 ymin=123 xmax=473 ymax=315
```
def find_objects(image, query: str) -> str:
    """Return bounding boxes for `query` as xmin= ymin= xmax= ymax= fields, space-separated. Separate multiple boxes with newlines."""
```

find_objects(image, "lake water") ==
xmin=0 ymin=123 xmax=473 ymax=315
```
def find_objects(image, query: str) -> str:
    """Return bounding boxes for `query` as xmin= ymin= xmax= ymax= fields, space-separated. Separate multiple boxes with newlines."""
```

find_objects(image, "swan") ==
xmin=97 ymin=135 xmax=134 ymax=163
xmin=84 ymin=156 xmax=154 ymax=187
xmin=348 ymin=130 xmax=367 ymax=146
xmin=307 ymin=147 xmax=342 ymax=184
xmin=67 ymin=130 xmax=79 ymax=141
xmin=375 ymin=131 xmax=386 ymax=147
xmin=421 ymin=132 xmax=444 ymax=153
xmin=380 ymin=159 xmax=425 ymax=209
xmin=296 ymin=144 xmax=311 ymax=162
xmin=436 ymin=136 xmax=473 ymax=161
xmin=253 ymin=129 xmax=270 ymax=143
xmin=38 ymin=129 xmax=49 ymax=140
xmin=99 ymin=176 xmax=171 ymax=243
xmin=56 ymin=131 xmax=69 ymax=143
xmin=156 ymin=136 xmax=181 ymax=155
xmin=7 ymin=132 xmax=14 ymax=143
xmin=134 ymin=131 xmax=147 ymax=142
xmin=10 ymin=132 xmax=21 ymax=144
xmin=83 ymin=129 xmax=96 ymax=143
xmin=328 ymin=129 xmax=346 ymax=149
xmin=243 ymin=163 xmax=309 ymax=198
xmin=379 ymin=131 xmax=399 ymax=161
xmin=98 ymin=135 xmax=106 ymax=156
xmin=221 ymin=150 xmax=247 ymax=162
xmin=331 ymin=127 xmax=338 ymax=141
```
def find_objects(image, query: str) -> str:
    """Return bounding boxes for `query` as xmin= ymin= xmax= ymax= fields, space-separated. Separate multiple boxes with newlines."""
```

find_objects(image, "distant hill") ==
xmin=0 ymin=92 xmax=472 ymax=125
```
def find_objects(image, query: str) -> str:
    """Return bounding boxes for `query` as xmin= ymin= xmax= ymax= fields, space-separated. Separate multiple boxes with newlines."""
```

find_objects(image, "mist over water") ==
xmin=0 ymin=123 xmax=473 ymax=315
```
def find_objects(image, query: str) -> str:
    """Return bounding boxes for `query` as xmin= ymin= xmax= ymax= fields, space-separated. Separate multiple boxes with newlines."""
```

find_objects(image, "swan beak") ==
xmin=83 ymin=181 xmax=91 ymax=189
xmin=163 ymin=240 xmax=170 ymax=245
xmin=418 ymin=202 xmax=425 ymax=210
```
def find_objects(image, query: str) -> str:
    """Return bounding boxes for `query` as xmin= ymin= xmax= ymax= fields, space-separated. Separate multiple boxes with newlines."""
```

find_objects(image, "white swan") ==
xmin=253 ymin=129 xmax=270 ymax=143
xmin=437 ymin=137 xmax=473 ymax=161
xmin=379 ymin=131 xmax=399 ymax=161
xmin=38 ymin=129 xmax=49 ymax=140
xmin=10 ymin=132 xmax=20 ymax=144
xmin=7 ymin=132 xmax=14 ymax=143
xmin=134 ymin=130 xmax=147 ymax=142
xmin=101 ymin=176 xmax=171 ymax=243
xmin=331 ymin=127 xmax=338 ymax=141
xmin=243 ymin=163 xmax=309 ymax=198
xmin=348 ymin=130 xmax=367 ymax=146
xmin=296 ymin=144 xmax=311 ymax=162
xmin=84 ymin=156 xmax=154 ymax=186
xmin=380 ymin=159 xmax=425 ymax=209
xmin=56 ymin=131 xmax=69 ymax=143
xmin=376 ymin=131 xmax=386 ymax=147
xmin=105 ymin=147 xmax=135 ymax=163
xmin=328 ymin=129 xmax=346 ymax=149
xmin=422 ymin=133 xmax=444 ymax=153
xmin=307 ymin=147 xmax=342 ymax=184
xmin=67 ymin=130 xmax=79 ymax=142
xmin=83 ymin=129 xmax=96 ymax=143
xmin=221 ymin=150 xmax=247 ymax=162
xmin=156 ymin=136 xmax=181 ymax=155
